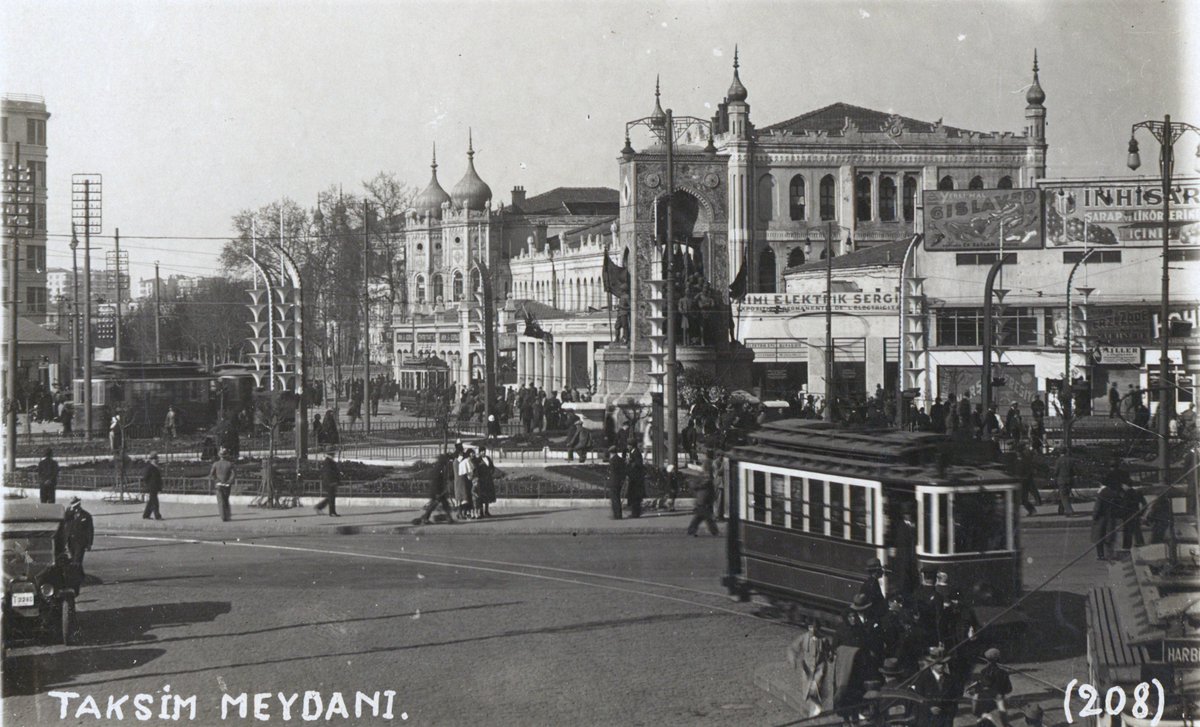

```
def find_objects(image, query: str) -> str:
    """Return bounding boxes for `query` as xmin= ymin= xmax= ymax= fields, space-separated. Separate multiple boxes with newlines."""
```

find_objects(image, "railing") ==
xmin=5 ymin=470 xmax=606 ymax=500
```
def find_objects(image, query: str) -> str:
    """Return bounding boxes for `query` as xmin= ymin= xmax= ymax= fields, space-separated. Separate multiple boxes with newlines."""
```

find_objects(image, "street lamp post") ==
xmin=806 ymin=222 xmax=849 ymax=423
xmin=1061 ymin=248 xmax=1097 ymax=453
xmin=1126 ymin=115 xmax=1200 ymax=497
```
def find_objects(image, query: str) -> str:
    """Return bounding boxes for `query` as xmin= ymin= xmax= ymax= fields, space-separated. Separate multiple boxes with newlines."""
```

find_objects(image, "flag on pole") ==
xmin=728 ymin=260 xmax=747 ymax=301
xmin=602 ymin=250 xmax=629 ymax=298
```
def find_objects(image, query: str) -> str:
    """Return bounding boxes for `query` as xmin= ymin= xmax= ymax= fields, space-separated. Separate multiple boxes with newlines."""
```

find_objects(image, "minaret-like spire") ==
xmin=727 ymin=44 xmax=748 ymax=102
xmin=431 ymin=141 xmax=438 ymax=170
xmin=467 ymin=128 xmax=475 ymax=159
xmin=1026 ymin=48 xmax=1045 ymax=107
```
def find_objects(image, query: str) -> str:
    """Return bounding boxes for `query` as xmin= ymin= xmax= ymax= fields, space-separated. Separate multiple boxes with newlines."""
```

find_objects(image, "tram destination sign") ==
xmin=1042 ymin=177 xmax=1200 ymax=248
xmin=1163 ymin=638 xmax=1200 ymax=666
xmin=922 ymin=189 xmax=1043 ymax=251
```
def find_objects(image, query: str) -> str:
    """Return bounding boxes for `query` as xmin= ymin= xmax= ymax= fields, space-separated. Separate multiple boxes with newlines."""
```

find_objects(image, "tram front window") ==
xmin=953 ymin=490 xmax=1008 ymax=552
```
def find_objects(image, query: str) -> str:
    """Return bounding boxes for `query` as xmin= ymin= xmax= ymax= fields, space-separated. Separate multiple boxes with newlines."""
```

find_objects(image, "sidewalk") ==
xmin=42 ymin=494 xmax=1094 ymax=539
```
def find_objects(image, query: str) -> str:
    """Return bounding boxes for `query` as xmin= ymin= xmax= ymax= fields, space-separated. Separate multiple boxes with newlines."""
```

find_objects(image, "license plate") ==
xmin=11 ymin=593 xmax=34 ymax=607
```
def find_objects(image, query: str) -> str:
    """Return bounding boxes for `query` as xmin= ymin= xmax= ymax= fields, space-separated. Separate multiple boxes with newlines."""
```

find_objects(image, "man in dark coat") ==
xmin=321 ymin=409 xmax=340 ymax=446
xmin=966 ymin=647 xmax=1013 ymax=717
xmin=142 ymin=452 xmax=164 ymax=520
xmin=626 ymin=445 xmax=646 ymax=518
xmin=314 ymin=449 xmax=341 ymax=516
xmin=1108 ymin=383 xmax=1121 ymax=418
xmin=564 ymin=420 xmax=592 ymax=463
xmin=56 ymin=498 xmax=94 ymax=567
xmin=1014 ymin=441 xmax=1041 ymax=515
xmin=859 ymin=557 xmax=889 ymax=620
xmin=607 ymin=447 xmax=626 ymax=520
xmin=1052 ymin=449 xmax=1076 ymax=515
xmin=38 ymin=448 xmax=59 ymax=504
xmin=891 ymin=506 xmax=918 ymax=595
xmin=413 ymin=453 xmax=456 ymax=525
xmin=912 ymin=648 xmax=957 ymax=727
xmin=1092 ymin=475 xmax=1122 ymax=560
xmin=1118 ymin=481 xmax=1147 ymax=549
xmin=686 ymin=458 xmax=720 ymax=536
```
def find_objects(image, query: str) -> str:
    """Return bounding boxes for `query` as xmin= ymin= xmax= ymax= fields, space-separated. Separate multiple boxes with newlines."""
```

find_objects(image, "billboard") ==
xmin=922 ymin=189 xmax=1042 ymax=251
xmin=1041 ymin=178 xmax=1200 ymax=247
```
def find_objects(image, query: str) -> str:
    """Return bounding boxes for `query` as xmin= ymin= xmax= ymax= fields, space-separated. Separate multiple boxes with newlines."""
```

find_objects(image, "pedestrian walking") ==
xmin=473 ymin=446 xmax=496 ymax=518
xmin=413 ymin=453 xmax=456 ymax=525
xmin=109 ymin=414 xmax=123 ymax=454
xmin=142 ymin=452 xmax=164 ymax=520
xmin=1118 ymin=481 xmax=1147 ymax=549
xmin=966 ymin=647 xmax=1013 ymax=717
xmin=713 ymin=453 xmax=727 ymax=521
xmin=1092 ymin=476 xmax=1122 ymax=561
xmin=607 ymin=447 xmax=625 ymax=520
xmin=209 ymin=448 xmax=237 ymax=521
xmin=37 ymin=448 xmax=59 ymax=504
xmin=314 ymin=449 xmax=341 ymax=516
xmin=60 ymin=402 xmax=73 ymax=436
xmin=56 ymin=498 xmax=94 ymax=568
xmin=686 ymin=462 xmax=720 ymax=536
xmin=1051 ymin=448 xmax=1076 ymax=515
xmin=454 ymin=449 xmax=474 ymax=519
xmin=912 ymin=648 xmax=957 ymax=727
xmin=1014 ymin=441 xmax=1041 ymax=515
xmin=164 ymin=406 xmax=178 ymax=439
xmin=312 ymin=413 xmax=324 ymax=446
xmin=626 ymin=444 xmax=645 ymax=518
xmin=1108 ymin=383 xmax=1121 ymax=418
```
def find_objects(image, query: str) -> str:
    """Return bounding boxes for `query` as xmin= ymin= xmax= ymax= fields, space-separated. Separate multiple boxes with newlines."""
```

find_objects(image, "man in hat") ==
xmin=966 ymin=648 xmax=1013 ymax=717
xmin=626 ymin=443 xmax=646 ymax=518
xmin=142 ymin=453 xmax=164 ymax=520
xmin=208 ymin=447 xmax=237 ymax=521
xmin=38 ymin=448 xmax=59 ymax=504
xmin=413 ymin=452 xmax=457 ymax=525
xmin=1051 ymin=448 xmax=1075 ymax=516
xmin=912 ymin=647 xmax=957 ymax=727
xmin=860 ymin=558 xmax=890 ymax=620
xmin=873 ymin=658 xmax=920 ymax=727
xmin=1021 ymin=705 xmax=1045 ymax=727
xmin=57 ymin=498 xmax=94 ymax=568
xmin=607 ymin=447 xmax=626 ymax=520
xmin=1092 ymin=469 xmax=1122 ymax=561
xmin=686 ymin=455 xmax=720 ymax=537
xmin=891 ymin=504 xmax=918 ymax=595
xmin=314 ymin=448 xmax=341 ymax=516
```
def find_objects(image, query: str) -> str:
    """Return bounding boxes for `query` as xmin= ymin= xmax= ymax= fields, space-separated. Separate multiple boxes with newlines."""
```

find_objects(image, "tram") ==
xmin=723 ymin=420 xmax=1023 ymax=628
xmin=73 ymin=361 xmax=216 ymax=435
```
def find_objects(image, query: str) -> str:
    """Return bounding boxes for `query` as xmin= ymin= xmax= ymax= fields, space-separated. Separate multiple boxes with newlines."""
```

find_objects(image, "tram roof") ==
xmin=729 ymin=443 xmax=1013 ymax=489
xmin=746 ymin=420 xmax=947 ymax=461
xmin=79 ymin=361 xmax=213 ymax=380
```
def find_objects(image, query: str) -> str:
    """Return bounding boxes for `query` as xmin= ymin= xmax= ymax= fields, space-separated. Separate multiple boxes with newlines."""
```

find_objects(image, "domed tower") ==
xmin=451 ymin=130 xmax=493 ymax=211
xmin=1024 ymin=50 xmax=1048 ymax=181
xmin=724 ymin=45 xmax=755 ymax=293
xmin=412 ymin=143 xmax=452 ymax=220
xmin=726 ymin=45 xmax=750 ymax=140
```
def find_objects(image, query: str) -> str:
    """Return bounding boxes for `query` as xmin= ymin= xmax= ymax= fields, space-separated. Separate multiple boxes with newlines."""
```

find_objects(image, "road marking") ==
xmin=107 ymin=534 xmax=789 ymax=626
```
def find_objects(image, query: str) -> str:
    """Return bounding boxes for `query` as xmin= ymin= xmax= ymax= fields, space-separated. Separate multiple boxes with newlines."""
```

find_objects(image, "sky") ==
xmin=2 ymin=0 xmax=1196 ymax=287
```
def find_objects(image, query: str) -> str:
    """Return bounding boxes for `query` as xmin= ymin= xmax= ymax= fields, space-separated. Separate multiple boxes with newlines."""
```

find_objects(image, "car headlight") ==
xmin=39 ymin=583 xmax=55 ymax=598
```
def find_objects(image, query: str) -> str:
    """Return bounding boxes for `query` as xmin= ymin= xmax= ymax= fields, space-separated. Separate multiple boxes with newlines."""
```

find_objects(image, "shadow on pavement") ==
xmin=2 ymin=647 xmax=167 ymax=698
xmin=74 ymin=600 xmax=232 ymax=647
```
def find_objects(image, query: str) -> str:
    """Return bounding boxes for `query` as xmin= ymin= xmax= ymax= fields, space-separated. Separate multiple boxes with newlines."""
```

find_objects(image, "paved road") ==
xmin=1 ymin=526 xmax=1104 ymax=726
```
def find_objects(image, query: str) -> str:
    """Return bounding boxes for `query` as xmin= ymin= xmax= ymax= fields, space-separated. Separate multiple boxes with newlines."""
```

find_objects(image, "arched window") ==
xmin=432 ymin=274 xmax=444 ymax=303
xmin=758 ymin=247 xmax=777 ymax=293
xmin=757 ymin=175 xmax=775 ymax=221
xmin=452 ymin=271 xmax=464 ymax=301
xmin=789 ymin=175 xmax=806 ymax=220
xmin=879 ymin=176 xmax=897 ymax=222
xmin=938 ymin=175 xmax=955 ymax=191
xmin=969 ymin=176 xmax=984 ymax=190
xmin=997 ymin=176 xmax=1014 ymax=189
xmin=787 ymin=246 xmax=806 ymax=268
xmin=903 ymin=176 xmax=918 ymax=222
xmin=820 ymin=175 xmax=836 ymax=221
xmin=856 ymin=175 xmax=872 ymax=222
xmin=415 ymin=275 xmax=426 ymax=303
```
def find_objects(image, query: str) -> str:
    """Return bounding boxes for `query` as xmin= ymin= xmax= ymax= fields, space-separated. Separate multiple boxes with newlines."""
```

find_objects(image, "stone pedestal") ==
xmin=676 ymin=344 xmax=756 ymax=392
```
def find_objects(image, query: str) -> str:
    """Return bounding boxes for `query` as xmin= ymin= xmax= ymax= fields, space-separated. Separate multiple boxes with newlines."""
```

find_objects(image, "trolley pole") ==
xmin=154 ymin=261 xmax=162 ymax=362
xmin=363 ymin=201 xmax=371 ymax=434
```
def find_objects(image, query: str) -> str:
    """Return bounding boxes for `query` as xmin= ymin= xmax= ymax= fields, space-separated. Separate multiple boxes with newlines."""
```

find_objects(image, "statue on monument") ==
xmin=603 ymin=246 xmax=631 ymax=345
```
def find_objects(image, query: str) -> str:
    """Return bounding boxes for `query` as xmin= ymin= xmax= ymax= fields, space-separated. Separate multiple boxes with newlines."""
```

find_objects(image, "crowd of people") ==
xmin=411 ymin=442 xmax=497 ymax=524
xmin=787 ymin=558 xmax=1024 ymax=727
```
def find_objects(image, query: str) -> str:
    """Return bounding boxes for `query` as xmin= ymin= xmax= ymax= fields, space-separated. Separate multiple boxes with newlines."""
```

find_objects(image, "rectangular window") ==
xmin=849 ymin=485 xmax=870 ymax=543
xmin=935 ymin=307 xmax=983 ymax=347
xmin=1063 ymin=250 xmax=1121 ymax=264
xmin=1168 ymin=249 xmax=1200 ymax=262
xmin=937 ymin=493 xmax=951 ymax=554
xmin=828 ymin=482 xmax=845 ymax=539
xmin=996 ymin=307 xmax=1039 ymax=347
xmin=25 ymin=245 xmax=44 ymax=271
xmin=26 ymin=118 xmax=45 ymax=146
xmin=952 ymin=491 xmax=1010 ymax=553
xmin=955 ymin=252 xmax=1018 ymax=266
xmin=790 ymin=477 xmax=806 ymax=531
xmin=770 ymin=473 xmax=787 ymax=527
xmin=808 ymin=479 xmax=825 ymax=534
xmin=922 ymin=492 xmax=934 ymax=553
xmin=27 ymin=161 xmax=45 ymax=190
xmin=751 ymin=469 xmax=767 ymax=523
xmin=25 ymin=286 xmax=46 ymax=313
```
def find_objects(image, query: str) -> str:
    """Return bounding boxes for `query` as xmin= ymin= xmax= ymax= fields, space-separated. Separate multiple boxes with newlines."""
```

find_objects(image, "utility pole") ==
xmin=665 ymin=108 xmax=678 ymax=469
xmin=72 ymin=174 xmax=102 ymax=440
xmin=363 ymin=200 xmax=371 ymax=433
xmin=70 ymin=226 xmax=79 ymax=378
xmin=113 ymin=228 xmax=122 ymax=360
xmin=154 ymin=261 xmax=162 ymax=362
xmin=824 ymin=221 xmax=834 ymax=423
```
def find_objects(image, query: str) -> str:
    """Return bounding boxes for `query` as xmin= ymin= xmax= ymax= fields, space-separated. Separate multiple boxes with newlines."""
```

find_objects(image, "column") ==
xmin=517 ymin=341 xmax=526 ymax=383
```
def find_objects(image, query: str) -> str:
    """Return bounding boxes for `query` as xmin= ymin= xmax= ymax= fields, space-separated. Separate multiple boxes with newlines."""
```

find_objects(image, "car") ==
xmin=2 ymin=502 xmax=84 ymax=649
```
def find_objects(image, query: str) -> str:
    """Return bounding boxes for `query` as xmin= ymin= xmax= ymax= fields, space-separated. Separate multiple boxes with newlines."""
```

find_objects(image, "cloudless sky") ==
xmin=2 ymin=0 xmax=1195 ymax=286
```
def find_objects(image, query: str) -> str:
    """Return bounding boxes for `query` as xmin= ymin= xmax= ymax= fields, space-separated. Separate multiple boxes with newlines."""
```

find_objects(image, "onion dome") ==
xmin=1026 ymin=50 xmax=1045 ymax=107
xmin=413 ymin=143 xmax=452 ymax=219
xmin=451 ymin=130 xmax=492 ymax=211
xmin=650 ymin=75 xmax=667 ymax=129
xmin=726 ymin=45 xmax=748 ymax=102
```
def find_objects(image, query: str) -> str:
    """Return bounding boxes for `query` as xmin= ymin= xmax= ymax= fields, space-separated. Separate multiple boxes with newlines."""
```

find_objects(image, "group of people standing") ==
xmin=790 ymin=559 xmax=1019 ymax=727
xmin=412 ymin=443 xmax=497 ymax=525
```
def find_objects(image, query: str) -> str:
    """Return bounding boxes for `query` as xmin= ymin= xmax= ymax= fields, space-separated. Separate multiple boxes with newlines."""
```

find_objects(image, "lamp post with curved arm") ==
xmin=805 ymin=221 xmax=852 ymax=423
xmin=1126 ymin=115 xmax=1200 ymax=493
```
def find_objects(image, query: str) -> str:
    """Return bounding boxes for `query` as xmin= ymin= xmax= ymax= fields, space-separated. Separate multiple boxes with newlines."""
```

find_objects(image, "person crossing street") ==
xmin=142 ymin=452 xmax=164 ymax=520
xmin=37 ymin=448 xmax=59 ymax=504
xmin=209 ymin=448 xmax=237 ymax=521
xmin=314 ymin=448 xmax=341 ymax=516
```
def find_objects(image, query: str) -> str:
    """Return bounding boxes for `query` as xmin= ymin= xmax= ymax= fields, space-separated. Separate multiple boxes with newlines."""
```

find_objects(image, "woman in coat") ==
xmin=454 ymin=450 xmax=474 ymax=519
xmin=472 ymin=446 xmax=497 ymax=518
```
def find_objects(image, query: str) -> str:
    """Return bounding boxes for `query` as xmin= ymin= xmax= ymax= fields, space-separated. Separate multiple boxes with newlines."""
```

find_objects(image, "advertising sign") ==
xmin=1163 ymin=638 xmax=1200 ymax=667
xmin=922 ymin=189 xmax=1042 ymax=251
xmin=1042 ymin=178 xmax=1200 ymax=247
xmin=1091 ymin=346 xmax=1141 ymax=366
xmin=1087 ymin=306 xmax=1155 ymax=344
xmin=741 ymin=292 xmax=898 ymax=313
xmin=937 ymin=365 xmax=1038 ymax=406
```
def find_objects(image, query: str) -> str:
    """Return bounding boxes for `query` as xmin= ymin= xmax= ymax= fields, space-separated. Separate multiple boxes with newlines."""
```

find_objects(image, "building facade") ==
xmin=2 ymin=94 xmax=51 ymax=324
